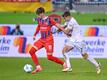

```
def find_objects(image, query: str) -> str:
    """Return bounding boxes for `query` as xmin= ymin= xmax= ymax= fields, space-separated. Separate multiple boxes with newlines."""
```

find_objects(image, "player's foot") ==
xmin=96 ymin=62 xmax=101 ymax=74
xmin=63 ymin=62 xmax=67 ymax=69
xmin=62 ymin=67 xmax=72 ymax=72
xmin=31 ymin=65 xmax=42 ymax=74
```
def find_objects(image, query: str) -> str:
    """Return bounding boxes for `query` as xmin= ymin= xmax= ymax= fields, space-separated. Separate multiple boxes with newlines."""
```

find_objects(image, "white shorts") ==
xmin=65 ymin=39 xmax=87 ymax=55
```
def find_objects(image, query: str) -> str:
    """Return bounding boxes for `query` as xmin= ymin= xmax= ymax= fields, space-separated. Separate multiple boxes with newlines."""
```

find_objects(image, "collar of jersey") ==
xmin=42 ymin=16 xmax=48 ymax=20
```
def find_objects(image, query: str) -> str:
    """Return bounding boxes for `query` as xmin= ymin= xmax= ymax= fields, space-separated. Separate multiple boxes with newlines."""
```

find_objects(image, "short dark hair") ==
xmin=36 ymin=7 xmax=45 ymax=15
xmin=62 ymin=11 xmax=71 ymax=17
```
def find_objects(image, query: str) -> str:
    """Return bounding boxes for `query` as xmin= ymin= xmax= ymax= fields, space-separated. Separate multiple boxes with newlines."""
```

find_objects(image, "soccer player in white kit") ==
xmin=59 ymin=11 xmax=101 ymax=74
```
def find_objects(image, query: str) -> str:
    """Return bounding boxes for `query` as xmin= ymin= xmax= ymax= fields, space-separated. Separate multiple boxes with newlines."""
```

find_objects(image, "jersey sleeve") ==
xmin=34 ymin=25 xmax=40 ymax=36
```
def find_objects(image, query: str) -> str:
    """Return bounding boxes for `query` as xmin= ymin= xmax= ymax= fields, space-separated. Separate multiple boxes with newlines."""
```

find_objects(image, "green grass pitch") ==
xmin=0 ymin=12 xmax=107 ymax=25
xmin=0 ymin=58 xmax=107 ymax=80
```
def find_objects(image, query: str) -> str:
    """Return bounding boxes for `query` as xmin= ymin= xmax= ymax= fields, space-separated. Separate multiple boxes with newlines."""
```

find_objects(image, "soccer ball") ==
xmin=23 ymin=64 xmax=33 ymax=73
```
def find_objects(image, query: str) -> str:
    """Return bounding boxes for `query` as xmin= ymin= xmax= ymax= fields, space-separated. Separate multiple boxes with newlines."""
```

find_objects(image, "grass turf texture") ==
xmin=0 ymin=58 xmax=107 ymax=80
xmin=0 ymin=12 xmax=107 ymax=25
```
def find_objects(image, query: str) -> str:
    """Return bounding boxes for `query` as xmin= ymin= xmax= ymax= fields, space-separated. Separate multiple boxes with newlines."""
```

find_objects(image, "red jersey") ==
xmin=34 ymin=16 xmax=56 ymax=40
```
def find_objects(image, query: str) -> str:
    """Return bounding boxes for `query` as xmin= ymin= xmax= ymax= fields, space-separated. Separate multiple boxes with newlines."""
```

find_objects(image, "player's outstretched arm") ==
xmin=55 ymin=23 xmax=71 ymax=37
xmin=33 ymin=25 xmax=40 ymax=40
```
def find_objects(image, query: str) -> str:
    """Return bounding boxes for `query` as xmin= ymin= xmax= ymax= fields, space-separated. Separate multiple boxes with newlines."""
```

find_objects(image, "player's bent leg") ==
xmin=29 ymin=47 xmax=43 ymax=74
xmin=47 ymin=54 xmax=69 ymax=71
xmin=30 ymin=39 xmax=44 ymax=74
xmin=45 ymin=41 xmax=64 ymax=65
xmin=78 ymin=41 xmax=101 ymax=74
xmin=82 ymin=53 xmax=88 ymax=60
xmin=47 ymin=55 xmax=64 ymax=65
xmin=62 ymin=46 xmax=73 ymax=72
xmin=82 ymin=53 xmax=101 ymax=74
xmin=29 ymin=47 xmax=39 ymax=66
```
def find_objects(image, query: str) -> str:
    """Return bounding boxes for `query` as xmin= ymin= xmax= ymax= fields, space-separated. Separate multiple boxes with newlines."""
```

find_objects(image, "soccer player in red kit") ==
xmin=29 ymin=7 xmax=66 ymax=74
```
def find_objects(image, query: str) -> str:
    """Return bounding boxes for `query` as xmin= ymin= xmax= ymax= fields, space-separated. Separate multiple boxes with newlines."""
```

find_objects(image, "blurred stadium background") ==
xmin=0 ymin=0 xmax=107 ymax=80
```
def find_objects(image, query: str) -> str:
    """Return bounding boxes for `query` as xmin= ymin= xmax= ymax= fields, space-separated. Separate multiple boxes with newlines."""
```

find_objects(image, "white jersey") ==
xmin=64 ymin=17 xmax=82 ymax=42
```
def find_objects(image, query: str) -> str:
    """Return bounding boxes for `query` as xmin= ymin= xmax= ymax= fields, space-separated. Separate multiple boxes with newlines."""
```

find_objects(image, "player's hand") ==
xmin=57 ymin=25 xmax=67 ymax=33
xmin=33 ymin=36 xmax=36 ymax=41
xmin=57 ymin=28 xmax=62 ymax=32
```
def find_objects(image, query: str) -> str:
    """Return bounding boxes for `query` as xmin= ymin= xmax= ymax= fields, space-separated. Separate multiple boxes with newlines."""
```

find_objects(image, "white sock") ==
xmin=87 ymin=56 xmax=99 ymax=67
xmin=36 ymin=65 xmax=41 ymax=68
xmin=63 ymin=53 xmax=71 ymax=68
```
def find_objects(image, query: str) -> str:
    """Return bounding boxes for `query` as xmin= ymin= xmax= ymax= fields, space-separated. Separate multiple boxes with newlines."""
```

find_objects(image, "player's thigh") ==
xmin=63 ymin=39 xmax=74 ymax=53
xmin=44 ymin=40 xmax=54 ymax=55
xmin=74 ymin=42 xmax=86 ymax=54
xmin=62 ymin=45 xmax=73 ymax=54
xmin=33 ymin=39 xmax=44 ymax=50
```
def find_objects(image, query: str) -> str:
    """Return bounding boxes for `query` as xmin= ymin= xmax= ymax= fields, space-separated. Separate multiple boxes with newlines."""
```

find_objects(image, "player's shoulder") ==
xmin=70 ymin=17 xmax=76 ymax=22
xmin=67 ymin=18 xmax=74 ymax=25
xmin=70 ymin=17 xmax=79 ymax=25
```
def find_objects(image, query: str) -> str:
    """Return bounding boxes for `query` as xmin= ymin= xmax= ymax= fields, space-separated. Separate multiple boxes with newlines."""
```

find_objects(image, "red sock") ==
xmin=29 ymin=47 xmax=39 ymax=66
xmin=47 ymin=55 xmax=64 ymax=65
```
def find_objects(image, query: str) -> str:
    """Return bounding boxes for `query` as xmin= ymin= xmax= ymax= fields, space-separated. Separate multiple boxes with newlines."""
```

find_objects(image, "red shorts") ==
xmin=33 ymin=36 xmax=54 ymax=55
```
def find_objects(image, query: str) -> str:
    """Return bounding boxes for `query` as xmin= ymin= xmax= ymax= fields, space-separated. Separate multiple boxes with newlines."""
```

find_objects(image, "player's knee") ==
xmin=29 ymin=47 xmax=37 ymax=55
xmin=82 ymin=53 xmax=88 ymax=59
xmin=62 ymin=48 xmax=67 ymax=54
xmin=62 ymin=50 xmax=65 ymax=54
